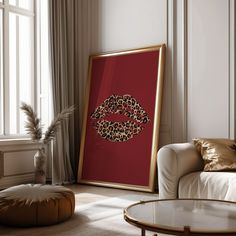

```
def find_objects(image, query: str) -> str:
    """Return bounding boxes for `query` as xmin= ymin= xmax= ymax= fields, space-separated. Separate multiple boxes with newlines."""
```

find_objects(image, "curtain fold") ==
xmin=48 ymin=0 xmax=79 ymax=184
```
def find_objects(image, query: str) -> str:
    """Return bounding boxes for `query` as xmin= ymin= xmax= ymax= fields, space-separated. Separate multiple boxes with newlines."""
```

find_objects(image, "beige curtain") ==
xmin=49 ymin=0 xmax=80 ymax=184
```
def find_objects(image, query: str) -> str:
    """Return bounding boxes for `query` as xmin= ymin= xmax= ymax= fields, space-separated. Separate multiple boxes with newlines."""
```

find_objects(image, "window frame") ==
xmin=0 ymin=0 xmax=36 ymax=139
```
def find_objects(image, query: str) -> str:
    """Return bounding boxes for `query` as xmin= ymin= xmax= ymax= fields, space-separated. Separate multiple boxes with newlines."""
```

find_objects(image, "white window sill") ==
xmin=0 ymin=138 xmax=37 ymax=146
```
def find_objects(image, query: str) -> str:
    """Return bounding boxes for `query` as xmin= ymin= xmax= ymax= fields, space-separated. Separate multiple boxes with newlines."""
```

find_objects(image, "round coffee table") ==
xmin=124 ymin=199 xmax=236 ymax=236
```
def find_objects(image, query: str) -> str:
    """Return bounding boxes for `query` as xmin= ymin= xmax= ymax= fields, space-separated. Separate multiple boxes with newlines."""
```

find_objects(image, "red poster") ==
xmin=78 ymin=45 xmax=165 ymax=192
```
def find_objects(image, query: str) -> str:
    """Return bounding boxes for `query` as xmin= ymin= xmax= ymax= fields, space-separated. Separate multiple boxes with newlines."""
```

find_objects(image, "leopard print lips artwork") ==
xmin=90 ymin=94 xmax=150 ymax=142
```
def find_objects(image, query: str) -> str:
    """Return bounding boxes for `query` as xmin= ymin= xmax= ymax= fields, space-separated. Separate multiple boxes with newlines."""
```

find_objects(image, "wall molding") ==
xmin=182 ymin=0 xmax=188 ymax=141
xmin=0 ymin=140 xmax=40 ymax=188
xmin=166 ymin=0 xmax=173 ymax=144
xmin=174 ymin=0 xmax=235 ymax=141
xmin=229 ymin=0 xmax=235 ymax=139
xmin=3 ymin=150 xmax=36 ymax=176
xmin=0 ymin=173 xmax=34 ymax=189
xmin=169 ymin=0 xmax=188 ymax=143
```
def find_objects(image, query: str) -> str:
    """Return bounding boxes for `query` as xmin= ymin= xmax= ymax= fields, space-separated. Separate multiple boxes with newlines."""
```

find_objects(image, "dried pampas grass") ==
xmin=20 ymin=102 xmax=75 ymax=144
xmin=20 ymin=102 xmax=42 ymax=141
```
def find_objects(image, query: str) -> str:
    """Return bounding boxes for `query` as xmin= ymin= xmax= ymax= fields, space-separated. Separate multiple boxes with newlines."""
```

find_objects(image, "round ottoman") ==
xmin=0 ymin=184 xmax=75 ymax=227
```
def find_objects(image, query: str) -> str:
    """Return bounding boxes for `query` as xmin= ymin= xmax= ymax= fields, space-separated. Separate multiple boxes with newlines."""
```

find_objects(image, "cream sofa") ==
xmin=157 ymin=143 xmax=236 ymax=201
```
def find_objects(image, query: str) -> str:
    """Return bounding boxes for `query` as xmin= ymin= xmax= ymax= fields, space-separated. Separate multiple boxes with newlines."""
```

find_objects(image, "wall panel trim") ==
xmin=183 ymin=0 xmax=188 ymax=141
xmin=229 ymin=0 xmax=235 ymax=139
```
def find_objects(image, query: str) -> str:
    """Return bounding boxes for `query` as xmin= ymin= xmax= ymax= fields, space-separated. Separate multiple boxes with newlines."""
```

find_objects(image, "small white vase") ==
xmin=34 ymin=148 xmax=47 ymax=184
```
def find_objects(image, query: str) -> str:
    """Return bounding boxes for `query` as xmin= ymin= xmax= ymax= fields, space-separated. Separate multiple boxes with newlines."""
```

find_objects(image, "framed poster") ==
xmin=78 ymin=44 xmax=166 ymax=192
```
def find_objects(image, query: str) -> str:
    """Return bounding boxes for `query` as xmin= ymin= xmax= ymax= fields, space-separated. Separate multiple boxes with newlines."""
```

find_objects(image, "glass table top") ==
xmin=124 ymin=199 xmax=236 ymax=234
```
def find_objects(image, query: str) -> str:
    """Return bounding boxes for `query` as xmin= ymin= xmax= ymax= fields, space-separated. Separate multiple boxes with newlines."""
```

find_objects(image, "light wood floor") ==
xmin=69 ymin=184 xmax=158 ymax=202
xmin=0 ymin=184 xmax=160 ymax=236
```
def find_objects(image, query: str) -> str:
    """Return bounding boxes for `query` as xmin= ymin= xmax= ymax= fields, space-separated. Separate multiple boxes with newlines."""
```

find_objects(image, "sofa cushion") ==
xmin=193 ymin=138 xmax=236 ymax=171
xmin=179 ymin=171 xmax=236 ymax=201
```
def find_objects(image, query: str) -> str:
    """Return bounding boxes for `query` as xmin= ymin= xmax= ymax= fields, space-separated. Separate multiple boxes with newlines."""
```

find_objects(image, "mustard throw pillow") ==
xmin=193 ymin=138 xmax=236 ymax=171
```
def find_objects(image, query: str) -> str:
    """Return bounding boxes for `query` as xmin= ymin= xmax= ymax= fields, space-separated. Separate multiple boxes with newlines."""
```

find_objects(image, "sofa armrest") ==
xmin=157 ymin=143 xmax=204 ymax=199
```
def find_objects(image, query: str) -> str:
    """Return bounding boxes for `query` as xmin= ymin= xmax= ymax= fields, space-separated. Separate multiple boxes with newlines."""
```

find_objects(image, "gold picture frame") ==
xmin=78 ymin=44 xmax=166 ymax=192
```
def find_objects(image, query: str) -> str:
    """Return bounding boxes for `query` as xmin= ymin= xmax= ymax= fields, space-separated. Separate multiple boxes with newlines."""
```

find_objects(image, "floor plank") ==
xmin=0 ymin=184 xmax=161 ymax=236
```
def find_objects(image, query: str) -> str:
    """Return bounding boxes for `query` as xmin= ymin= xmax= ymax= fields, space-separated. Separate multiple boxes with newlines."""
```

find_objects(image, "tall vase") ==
xmin=34 ymin=148 xmax=47 ymax=184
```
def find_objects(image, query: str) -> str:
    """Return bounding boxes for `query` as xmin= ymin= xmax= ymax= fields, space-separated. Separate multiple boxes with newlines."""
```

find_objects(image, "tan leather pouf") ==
xmin=0 ymin=184 xmax=75 ymax=227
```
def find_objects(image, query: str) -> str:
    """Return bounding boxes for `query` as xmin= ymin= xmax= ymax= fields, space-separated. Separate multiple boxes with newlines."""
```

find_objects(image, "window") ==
xmin=9 ymin=0 xmax=33 ymax=11
xmin=0 ymin=0 xmax=51 ymax=138
xmin=36 ymin=0 xmax=51 ymax=133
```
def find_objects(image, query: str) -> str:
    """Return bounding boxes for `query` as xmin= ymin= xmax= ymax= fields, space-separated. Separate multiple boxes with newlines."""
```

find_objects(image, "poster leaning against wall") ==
xmin=78 ymin=44 xmax=166 ymax=192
